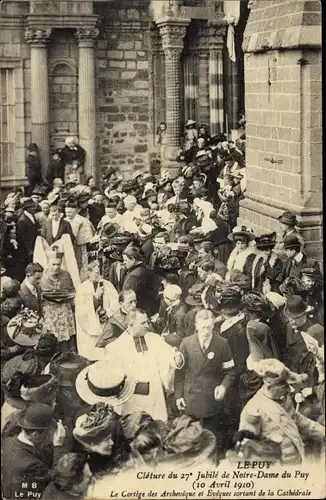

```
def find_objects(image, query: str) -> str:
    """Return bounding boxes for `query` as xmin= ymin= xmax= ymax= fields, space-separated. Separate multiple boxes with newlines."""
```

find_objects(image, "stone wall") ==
xmin=239 ymin=0 xmax=322 ymax=261
xmin=0 ymin=1 xmax=31 ymax=187
xmin=95 ymin=2 xmax=150 ymax=177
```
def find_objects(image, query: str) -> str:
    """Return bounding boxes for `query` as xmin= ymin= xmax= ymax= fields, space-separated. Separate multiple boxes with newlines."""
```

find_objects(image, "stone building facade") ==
xmin=0 ymin=0 xmax=247 ymax=185
xmin=0 ymin=0 xmax=322 ymax=259
xmin=238 ymin=0 xmax=322 ymax=261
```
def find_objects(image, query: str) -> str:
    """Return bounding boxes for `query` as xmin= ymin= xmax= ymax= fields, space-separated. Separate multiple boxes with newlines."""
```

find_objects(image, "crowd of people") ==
xmin=0 ymin=126 xmax=325 ymax=500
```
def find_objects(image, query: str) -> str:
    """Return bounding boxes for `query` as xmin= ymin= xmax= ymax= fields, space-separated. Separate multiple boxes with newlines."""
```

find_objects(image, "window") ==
xmin=0 ymin=68 xmax=15 ymax=177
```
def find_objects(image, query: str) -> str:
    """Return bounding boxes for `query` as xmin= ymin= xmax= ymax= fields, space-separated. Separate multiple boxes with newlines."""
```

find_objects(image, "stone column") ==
xmin=208 ymin=27 xmax=226 ymax=136
xmin=75 ymin=28 xmax=99 ymax=179
xmin=25 ymin=28 xmax=51 ymax=175
xmin=198 ymin=52 xmax=210 ymax=126
xmin=157 ymin=17 xmax=190 ymax=175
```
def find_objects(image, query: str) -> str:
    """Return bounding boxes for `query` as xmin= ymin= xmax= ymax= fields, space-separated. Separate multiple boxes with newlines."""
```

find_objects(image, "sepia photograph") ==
xmin=0 ymin=0 xmax=324 ymax=499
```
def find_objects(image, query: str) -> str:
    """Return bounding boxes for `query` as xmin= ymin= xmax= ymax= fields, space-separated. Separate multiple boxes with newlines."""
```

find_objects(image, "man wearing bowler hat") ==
xmin=282 ymin=295 xmax=320 ymax=401
xmin=276 ymin=211 xmax=305 ymax=256
xmin=281 ymin=234 xmax=321 ymax=281
xmin=2 ymin=403 xmax=66 ymax=499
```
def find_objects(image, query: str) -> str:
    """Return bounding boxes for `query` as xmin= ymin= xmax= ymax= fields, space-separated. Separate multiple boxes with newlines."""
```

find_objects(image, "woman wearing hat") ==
xmin=226 ymin=226 xmax=257 ymax=278
xmin=243 ymin=232 xmax=283 ymax=294
xmin=73 ymin=403 xmax=130 ymax=477
xmin=1 ymin=350 xmax=40 ymax=433
xmin=40 ymin=247 xmax=76 ymax=352
xmin=238 ymin=359 xmax=324 ymax=465
xmin=242 ymin=292 xmax=281 ymax=368
xmin=183 ymin=119 xmax=198 ymax=151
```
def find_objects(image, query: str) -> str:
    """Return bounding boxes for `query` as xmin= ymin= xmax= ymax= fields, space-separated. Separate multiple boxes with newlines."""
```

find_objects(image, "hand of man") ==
xmin=176 ymin=398 xmax=187 ymax=412
xmin=53 ymin=420 xmax=66 ymax=447
xmin=214 ymin=385 xmax=226 ymax=401
xmin=95 ymin=285 xmax=104 ymax=299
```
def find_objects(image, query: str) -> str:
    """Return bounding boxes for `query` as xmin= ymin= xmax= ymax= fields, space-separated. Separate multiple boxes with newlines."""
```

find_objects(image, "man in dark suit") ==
xmin=15 ymin=198 xmax=40 ymax=282
xmin=174 ymin=309 xmax=237 ymax=454
xmin=41 ymin=200 xmax=74 ymax=246
xmin=20 ymin=262 xmax=43 ymax=316
xmin=157 ymin=284 xmax=189 ymax=348
xmin=281 ymin=235 xmax=321 ymax=281
xmin=2 ymin=403 xmax=66 ymax=500
xmin=122 ymin=246 xmax=161 ymax=317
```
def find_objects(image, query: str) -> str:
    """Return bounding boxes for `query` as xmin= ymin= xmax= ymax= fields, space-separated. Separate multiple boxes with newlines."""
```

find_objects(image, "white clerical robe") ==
xmin=105 ymin=331 xmax=175 ymax=422
xmin=75 ymin=279 xmax=119 ymax=360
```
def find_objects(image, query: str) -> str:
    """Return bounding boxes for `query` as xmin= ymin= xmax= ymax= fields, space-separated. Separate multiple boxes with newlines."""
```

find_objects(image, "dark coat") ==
xmin=281 ymin=253 xmax=320 ymax=281
xmin=122 ymin=262 xmax=160 ymax=317
xmin=282 ymin=318 xmax=318 ymax=390
xmin=46 ymin=158 xmax=65 ymax=185
xmin=59 ymin=145 xmax=85 ymax=167
xmin=158 ymin=300 xmax=189 ymax=348
xmin=244 ymin=253 xmax=283 ymax=293
xmin=16 ymin=214 xmax=39 ymax=275
xmin=95 ymin=310 xmax=128 ymax=348
xmin=108 ymin=260 xmax=126 ymax=294
xmin=41 ymin=218 xmax=74 ymax=246
xmin=26 ymin=152 xmax=42 ymax=184
xmin=174 ymin=333 xmax=237 ymax=418
xmin=42 ymin=482 xmax=82 ymax=500
xmin=219 ymin=315 xmax=262 ymax=408
xmin=141 ymin=237 xmax=154 ymax=265
xmin=178 ymin=269 xmax=196 ymax=297
xmin=89 ymin=203 xmax=105 ymax=230
xmin=2 ymin=436 xmax=55 ymax=499
xmin=20 ymin=282 xmax=43 ymax=316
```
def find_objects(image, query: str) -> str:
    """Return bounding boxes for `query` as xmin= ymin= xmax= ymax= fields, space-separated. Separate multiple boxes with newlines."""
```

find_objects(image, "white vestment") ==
xmin=75 ymin=279 xmax=119 ymax=361
xmin=105 ymin=331 xmax=175 ymax=422
xmin=33 ymin=234 xmax=80 ymax=289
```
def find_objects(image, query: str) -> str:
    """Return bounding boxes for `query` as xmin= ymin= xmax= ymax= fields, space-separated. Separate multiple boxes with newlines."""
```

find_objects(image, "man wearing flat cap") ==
xmin=2 ymin=403 xmax=66 ymax=499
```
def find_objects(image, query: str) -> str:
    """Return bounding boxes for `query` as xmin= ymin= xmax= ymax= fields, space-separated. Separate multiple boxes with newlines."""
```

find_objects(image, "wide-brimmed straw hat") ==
xmin=76 ymin=360 xmax=135 ymax=406
xmin=228 ymin=225 xmax=255 ymax=242
xmin=185 ymin=119 xmax=196 ymax=127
